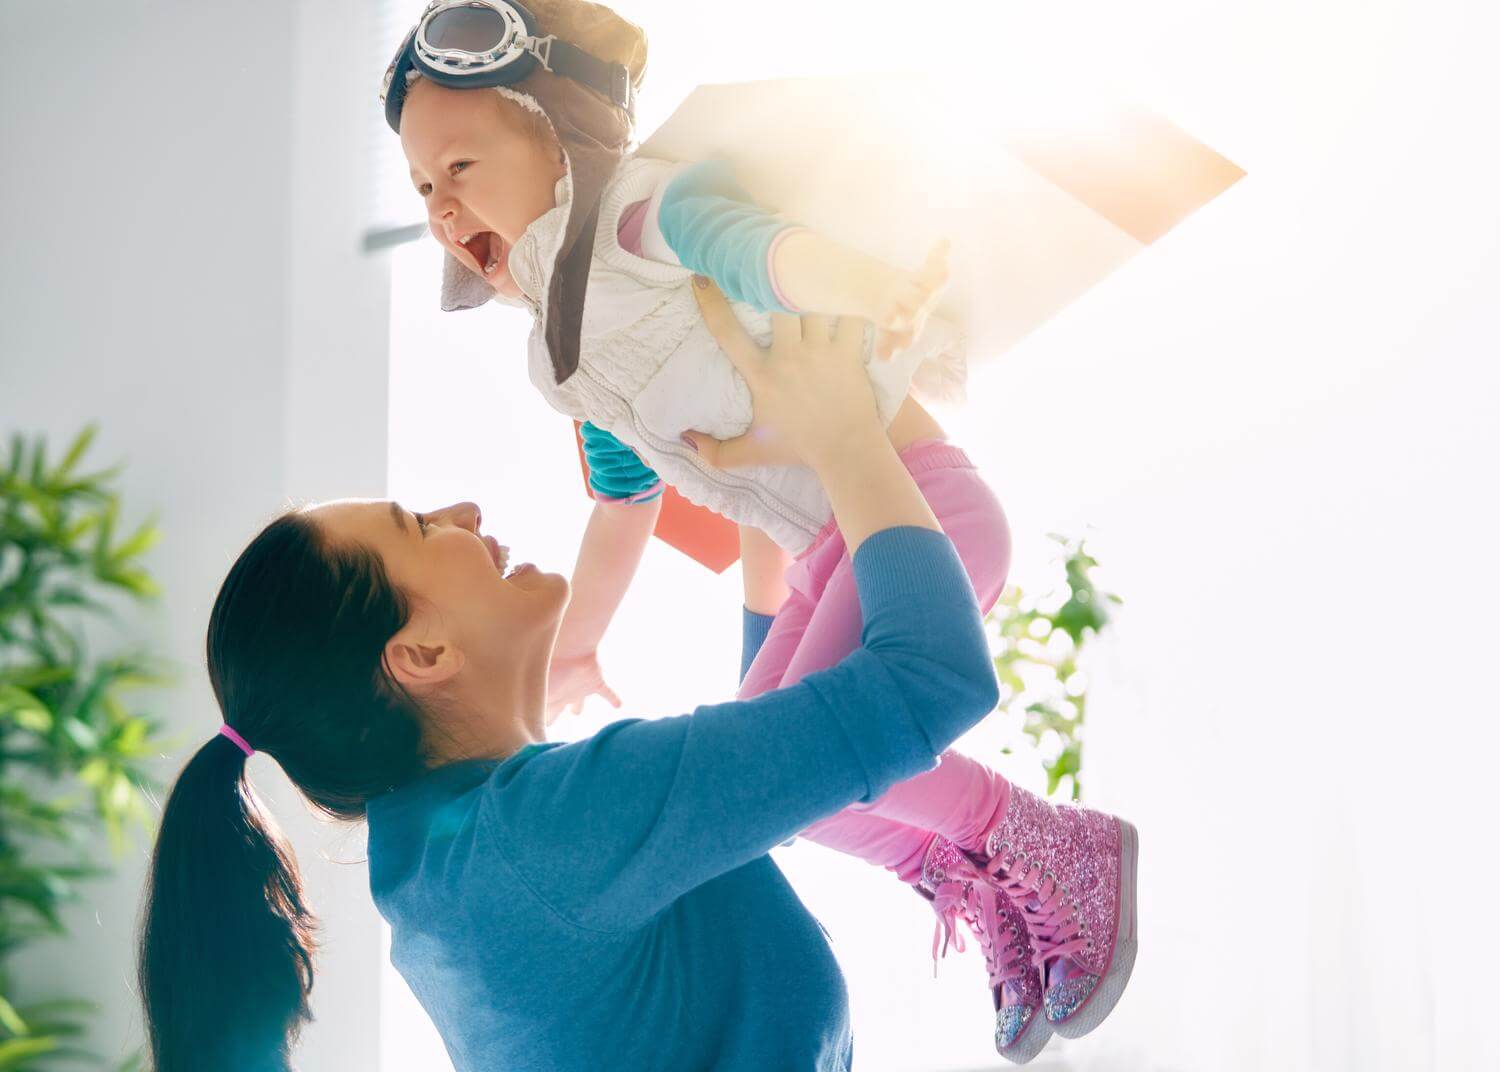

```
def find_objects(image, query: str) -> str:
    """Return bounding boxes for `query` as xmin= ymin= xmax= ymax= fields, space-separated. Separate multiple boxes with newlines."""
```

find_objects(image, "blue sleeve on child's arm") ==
xmin=657 ymin=160 xmax=795 ymax=314
xmin=580 ymin=422 xmax=663 ymax=503
xmin=741 ymin=607 xmax=776 ymax=684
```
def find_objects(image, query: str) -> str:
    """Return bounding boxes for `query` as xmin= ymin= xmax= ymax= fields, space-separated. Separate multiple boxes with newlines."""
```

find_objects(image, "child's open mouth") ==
xmin=457 ymin=231 xmax=505 ymax=278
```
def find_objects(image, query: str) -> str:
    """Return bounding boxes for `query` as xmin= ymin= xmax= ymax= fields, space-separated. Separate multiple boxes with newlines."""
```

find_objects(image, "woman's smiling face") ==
xmin=400 ymin=78 xmax=567 ymax=300
xmin=310 ymin=498 xmax=569 ymax=685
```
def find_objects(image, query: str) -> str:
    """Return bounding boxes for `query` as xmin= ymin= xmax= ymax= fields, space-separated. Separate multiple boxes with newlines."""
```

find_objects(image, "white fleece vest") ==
xmin=514 ymin=155 xmax=967 ymax=554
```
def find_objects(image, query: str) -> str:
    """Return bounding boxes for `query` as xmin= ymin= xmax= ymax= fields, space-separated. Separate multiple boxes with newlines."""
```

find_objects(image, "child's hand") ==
xmin=545 ymin=650 xmax=622 ymax=722
xmin=874 ymin=240 xmax=950 ymax=360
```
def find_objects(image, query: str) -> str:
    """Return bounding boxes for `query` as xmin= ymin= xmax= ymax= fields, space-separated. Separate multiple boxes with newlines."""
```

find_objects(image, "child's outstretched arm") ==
xmin=546 ymin=424 xmax=664 ymax=721
xmin=656 ymin=160 xmax=948 ymax=358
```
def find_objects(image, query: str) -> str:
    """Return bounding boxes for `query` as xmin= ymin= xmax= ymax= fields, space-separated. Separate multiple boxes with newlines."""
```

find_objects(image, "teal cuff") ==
xmin=580 ymin=422 xmax=663 ymax=503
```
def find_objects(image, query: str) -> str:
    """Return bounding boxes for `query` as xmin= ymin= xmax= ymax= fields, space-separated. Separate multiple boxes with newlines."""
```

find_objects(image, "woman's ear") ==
xmin=384 ymin=626 xmax=465 ymax=692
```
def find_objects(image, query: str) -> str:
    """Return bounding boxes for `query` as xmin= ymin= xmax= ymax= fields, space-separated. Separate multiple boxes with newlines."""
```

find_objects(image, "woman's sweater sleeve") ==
xmin=655 ymin=159 xmax=800 ymax=313
xmin=477 ymin=526 xmax=1000 ymax=931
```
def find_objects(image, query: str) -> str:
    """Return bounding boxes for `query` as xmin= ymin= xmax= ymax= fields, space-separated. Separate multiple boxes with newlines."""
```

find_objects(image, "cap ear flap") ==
xmin=441 ymin=249 xmax=498 ymax=312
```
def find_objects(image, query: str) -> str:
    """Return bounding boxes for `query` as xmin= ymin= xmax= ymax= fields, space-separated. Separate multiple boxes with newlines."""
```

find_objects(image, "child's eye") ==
xmin=416 ymin=513 xmax=429 ymax=536
xmin=449 ymin=161 xmax=473 ymax=177
xmin=415 ymin=181 xmax=433 ymax=197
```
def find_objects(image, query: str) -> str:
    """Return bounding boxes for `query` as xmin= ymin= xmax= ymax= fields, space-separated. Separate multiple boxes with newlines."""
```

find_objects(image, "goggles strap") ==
xmin=537 ymin=35 xmax=634 ymax=114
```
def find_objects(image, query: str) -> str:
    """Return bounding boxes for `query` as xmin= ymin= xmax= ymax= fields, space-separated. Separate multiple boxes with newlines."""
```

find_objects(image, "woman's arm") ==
xmin=484 ymin=526 xmax=996 ymax=930
xmin=481 ymin=293 xmax=998 ymax=931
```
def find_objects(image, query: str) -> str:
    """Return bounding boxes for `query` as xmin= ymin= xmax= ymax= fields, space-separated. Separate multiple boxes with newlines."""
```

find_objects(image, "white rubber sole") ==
xmin=1052 ymin=818 xmax=1139 ymax=1040
xmin=998 ymin=1012 xmax=1054 ymax=1064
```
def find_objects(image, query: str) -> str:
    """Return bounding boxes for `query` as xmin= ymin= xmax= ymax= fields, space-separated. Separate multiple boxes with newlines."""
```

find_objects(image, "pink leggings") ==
xmin=739 ymin=439 xmax=1014 ymax=883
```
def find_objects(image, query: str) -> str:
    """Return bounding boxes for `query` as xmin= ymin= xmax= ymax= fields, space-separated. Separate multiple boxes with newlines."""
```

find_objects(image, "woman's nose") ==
xmin=434 ymin=501 xmax=482 ymax=533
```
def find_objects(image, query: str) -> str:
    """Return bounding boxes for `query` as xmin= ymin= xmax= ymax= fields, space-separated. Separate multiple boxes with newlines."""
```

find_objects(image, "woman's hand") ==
xmin=688 ymin=278 xmax=940 ymax=552
xmin=545 ymin=650 xmax=622 ymax=723
xmin=684 ymin=278 xmax=884 ymax=471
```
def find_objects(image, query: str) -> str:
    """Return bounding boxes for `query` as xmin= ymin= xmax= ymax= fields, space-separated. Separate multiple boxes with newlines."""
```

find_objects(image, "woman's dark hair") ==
xmin=138 ymin=513 xmax=428 ymax=1071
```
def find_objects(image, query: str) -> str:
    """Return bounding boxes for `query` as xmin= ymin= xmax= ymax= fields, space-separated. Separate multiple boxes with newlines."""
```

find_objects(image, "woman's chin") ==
xmin=528 ymin=570 xmax=572 ymax=620
xmin=507 ymin=563 xmax=567 ymax=597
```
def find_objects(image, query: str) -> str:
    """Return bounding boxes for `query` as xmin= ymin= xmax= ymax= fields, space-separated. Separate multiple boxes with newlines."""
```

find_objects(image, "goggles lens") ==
xmin=425 ymin=5 xmax=511 ymax=53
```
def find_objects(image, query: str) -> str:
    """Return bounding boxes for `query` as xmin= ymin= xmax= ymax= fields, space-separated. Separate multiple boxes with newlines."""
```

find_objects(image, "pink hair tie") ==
xmin=219 ymin=723 xmax=255 ymax=758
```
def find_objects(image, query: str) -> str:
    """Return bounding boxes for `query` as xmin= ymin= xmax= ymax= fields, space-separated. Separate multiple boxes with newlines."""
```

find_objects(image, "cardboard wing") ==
xmin=639 ymin=75 xmax=1245 ymax=363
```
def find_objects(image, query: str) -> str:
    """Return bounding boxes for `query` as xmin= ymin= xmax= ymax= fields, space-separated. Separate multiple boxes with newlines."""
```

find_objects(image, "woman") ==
xmin=136 ymin=284 xmax=1005 ymax=1072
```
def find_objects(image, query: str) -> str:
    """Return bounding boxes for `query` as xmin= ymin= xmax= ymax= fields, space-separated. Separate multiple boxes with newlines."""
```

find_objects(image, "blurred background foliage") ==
xmin=988 ymin=533 xmax=1121 ymax=800
xmin=1 ymin=427 xmax=163 ymax=1071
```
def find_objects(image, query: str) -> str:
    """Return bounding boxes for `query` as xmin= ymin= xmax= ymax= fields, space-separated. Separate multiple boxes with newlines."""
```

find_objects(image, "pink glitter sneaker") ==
xmin=975 ymin=785 xmax=1139 ymax=1039
xmin=918 ymin=837 xmax=1052 ymax=1063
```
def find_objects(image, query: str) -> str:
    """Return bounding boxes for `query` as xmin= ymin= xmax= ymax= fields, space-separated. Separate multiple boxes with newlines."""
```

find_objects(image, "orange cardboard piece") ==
xmin=1006 ymin=111 xmax=1247 ymax=246
xmin=573 ymin=421 xmax=741 ymax=574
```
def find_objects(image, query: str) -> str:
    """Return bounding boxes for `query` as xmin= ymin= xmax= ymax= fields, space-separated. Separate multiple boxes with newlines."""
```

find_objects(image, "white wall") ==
xmin=0 ymin=2 xmax=390 ymax=1067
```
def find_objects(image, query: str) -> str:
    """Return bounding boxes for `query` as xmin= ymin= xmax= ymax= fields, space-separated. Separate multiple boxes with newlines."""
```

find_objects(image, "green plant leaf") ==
xmin=0 ymin=686 xmax=52 ymax=733
xmin=54 ymin=427 xmax=97 ymax=480
xmin=0 ymin=1034 xmax=59 ymax=1066
xmin=108 ymin=518 xmax=161 ymax=565
xmin=60 ymin=716 xmax=101 ymax=753
xmin=1044 ymin=741 xmax=1084 ymax=798
xmin=0 ymin=665 xmax=70 ymax=690
xmin=0 ymin=995 xmax=27 ymax=1038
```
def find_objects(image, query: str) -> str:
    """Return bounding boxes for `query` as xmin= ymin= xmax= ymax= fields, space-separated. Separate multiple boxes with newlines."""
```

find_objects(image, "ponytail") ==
xmin=137 ymin=512 xmax=426 ymax=1070
xmin=138 ymin=735 xmax=313 ymax=1071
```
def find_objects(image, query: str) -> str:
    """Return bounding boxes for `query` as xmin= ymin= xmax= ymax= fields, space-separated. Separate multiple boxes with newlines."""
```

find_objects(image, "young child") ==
xmin=382 ymin=1 xmax=1137 ymax=1060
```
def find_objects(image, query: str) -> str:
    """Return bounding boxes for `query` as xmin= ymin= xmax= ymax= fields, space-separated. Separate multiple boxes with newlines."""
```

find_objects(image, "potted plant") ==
xmin=1 ymin=428 xmax=164 ymax=1070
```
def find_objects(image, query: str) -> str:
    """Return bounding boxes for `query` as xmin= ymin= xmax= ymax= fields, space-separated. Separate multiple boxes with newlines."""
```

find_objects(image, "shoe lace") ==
xmin=980 ymin=851 xmax=1093 ymax=974
xmin=928 ymin=878 xmax=970 ymax=970
xmin=926 ymin=864 xmax=1027 ymax=989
